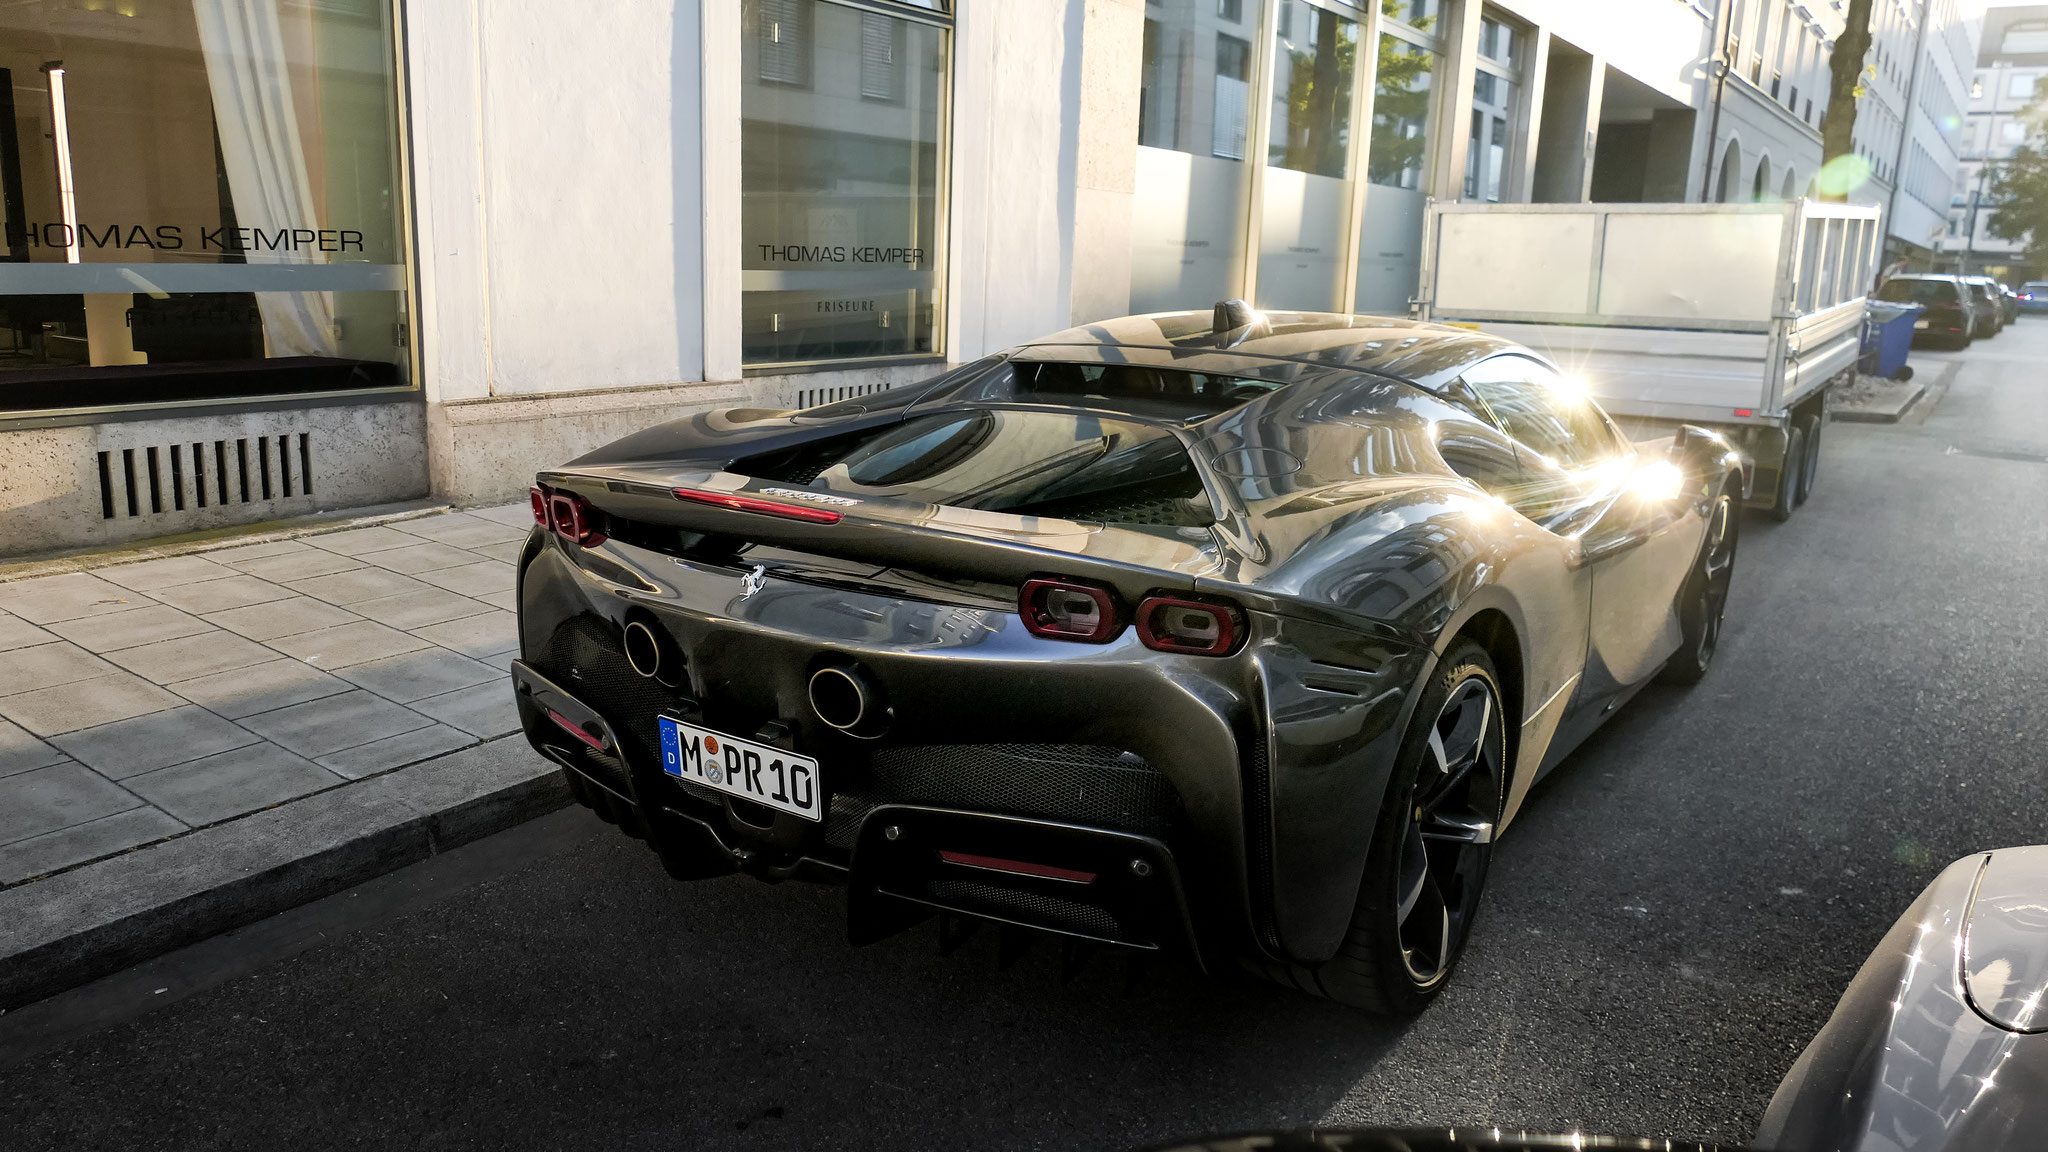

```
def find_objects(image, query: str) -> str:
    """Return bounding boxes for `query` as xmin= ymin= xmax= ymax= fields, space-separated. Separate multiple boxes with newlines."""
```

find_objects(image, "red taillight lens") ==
xmin=547 ymin=708 xmax=606 ymax=752
xmin=529 ymin=485 xmax=548 ymax=525
xmin=1019 ymin=578 xmax=1122 ymax=643
xmin=542 ymin=489 xmax=607 ymax=547
xmin=671 ymin=487 xmax=843 ymax=524
xmin=1135 ymin=596 xmax=1242 ymax=656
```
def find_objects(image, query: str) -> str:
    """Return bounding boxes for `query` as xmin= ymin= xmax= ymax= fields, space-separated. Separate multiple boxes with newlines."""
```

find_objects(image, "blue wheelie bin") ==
xmin=1861 ymin=301 xmax=1921 ymax=381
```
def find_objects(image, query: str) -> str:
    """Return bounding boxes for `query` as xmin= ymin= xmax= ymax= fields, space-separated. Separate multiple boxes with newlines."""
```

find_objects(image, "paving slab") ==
xmin=94 ymin=555 xmax=236 ymax=592
xmin=285 ymin=567 xmax=433 ymax=606
xmin=0 ymin=807 xmax=188 ymax=887
xmin=149 ymin=575 xmax=295 ymax=615
xmin=397 ymin=514 xmax=527 ymax=550
xmin=199 ymin=539 xmax=312 ymax=565
xmin=167 ymin=658 xmax=352 ymax=719
xmin=0 ymin=674 xmax=183 ymax=738
xmin=347 ymin=587 xmax=495 ymax=630
xmin=304 ymin=525 xmax=423 ymax=557
xmin=100 ymin=630 xmax=278 ymax=683
xmin=124 ymin=744 xmax=341 ymax=827
xmin=0 ymin=718 xmax=69 ymax=779
xmin=411 ymin=610 xmax=520 ymax=659
xmin=51 ymin=706 xmax=262 ymax=780
xmin=0 ymin=763 xmax=142 ymax=847
xmin=413 ymin=560 xmax=516 ymax=598
xmin=337 ymin=648 xmax=500 ymax=704
xmin=238 ymin=689 xmax=436 ymax=758
xmin=45 ymin=605 xmax=215 ymax=653
xmin=200 ymin=596 xmax=363 ymax=642
xmin=266 ymin=619 xmax=433 ymax=668
xmin=413 ymin=681 xmax=521 ymax=738
xmin=465 ymin=502 xmax=537 ymax=528
xmin=476 ymin=589 xmax=519 ymax=612
xmin=316 ymin=724 xmax=478 ymax=780
xmin=0 ymin=734 xmax=567 ymax=1009
xmin=0 ymin=573 xmax=156 ymax=625
xmin=0 ymin=613 xmax=57 ymax=652
xmin=0 ymin=642 xmax=121 ymax=697
xmin=361 ymin=541 xmax=485 ymax=575
xmin=469 ymin=540 xmax=527 ymax=564
xmin=220 ymin=548 xmax=366 ymax=582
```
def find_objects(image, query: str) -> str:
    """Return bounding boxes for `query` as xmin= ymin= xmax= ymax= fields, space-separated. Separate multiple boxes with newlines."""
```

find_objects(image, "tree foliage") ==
xmin=1985 ymin=144 xmax=2048 ymax=265
xmin=1366 ymin=0 xmax=1434 ymax=187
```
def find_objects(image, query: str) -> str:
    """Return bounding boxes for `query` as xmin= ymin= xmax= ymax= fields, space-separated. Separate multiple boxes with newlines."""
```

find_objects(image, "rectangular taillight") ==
xmin=671 ymin=487 xmax=843 ymax=524
xmin=1019 ymin=577 xmax=1122 ymax=643
xmin=531 ymin=483 xmax=606 ymax=547
xmin=1135 ymin=595 xmax=1243 ymax=656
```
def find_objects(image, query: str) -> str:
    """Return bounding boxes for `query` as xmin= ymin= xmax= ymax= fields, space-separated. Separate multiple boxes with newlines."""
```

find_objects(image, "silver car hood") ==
xmin=1757 ymin=847 xmax=2048 ymax=1152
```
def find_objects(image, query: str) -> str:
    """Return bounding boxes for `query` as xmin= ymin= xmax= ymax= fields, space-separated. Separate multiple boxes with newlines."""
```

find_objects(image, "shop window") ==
xmin=1357 ymin=19 xmax=1440 ymax=315
xmin=0 ymin=0 xmax=409 ymax=417
xmin=1256 ymin=0 xmax=1359 ymax=311
xmin=740 ymin=0 xmax=948 ymax=365
xmin=1130 ymin=0 xmax=1255 ymax=314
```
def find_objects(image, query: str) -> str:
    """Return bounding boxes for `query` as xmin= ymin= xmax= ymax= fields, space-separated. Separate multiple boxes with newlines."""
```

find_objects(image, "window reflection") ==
xmin=1257 ymin=0 xmax=1357 ymax=312
xmin=1132 ymin=0 xmax=1254 ymax=312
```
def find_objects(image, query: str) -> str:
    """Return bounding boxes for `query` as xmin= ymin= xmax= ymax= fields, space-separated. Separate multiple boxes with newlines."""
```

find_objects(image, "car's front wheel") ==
xmin=1660 ymin=484 xmax=1738 ymax=685
xmin=1276 ymin=639 xmax=1507 ymax=1015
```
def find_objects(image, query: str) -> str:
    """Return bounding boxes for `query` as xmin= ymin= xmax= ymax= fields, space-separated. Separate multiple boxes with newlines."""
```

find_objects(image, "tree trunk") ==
xmin=1820 ymin=0 xmax=1876 ymax=201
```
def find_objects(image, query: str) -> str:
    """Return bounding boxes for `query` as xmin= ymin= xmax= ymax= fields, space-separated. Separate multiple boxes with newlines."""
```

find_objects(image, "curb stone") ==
xmin=0 ymin=735 xmax=566 ymax=1011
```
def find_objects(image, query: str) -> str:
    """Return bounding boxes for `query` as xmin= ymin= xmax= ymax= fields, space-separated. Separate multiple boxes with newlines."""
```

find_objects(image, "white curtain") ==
xmin=192 ymin=0 xmax=338 ymax=358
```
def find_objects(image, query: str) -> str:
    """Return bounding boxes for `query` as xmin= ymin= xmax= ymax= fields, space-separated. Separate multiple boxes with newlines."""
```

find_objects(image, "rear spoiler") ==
xmin=540 ymin=465 xmax=1221 ymax=603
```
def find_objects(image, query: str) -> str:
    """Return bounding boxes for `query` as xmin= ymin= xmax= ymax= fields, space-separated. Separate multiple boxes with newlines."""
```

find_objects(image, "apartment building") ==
xmin=1938 ymin=3 xmax=2048 ymax=278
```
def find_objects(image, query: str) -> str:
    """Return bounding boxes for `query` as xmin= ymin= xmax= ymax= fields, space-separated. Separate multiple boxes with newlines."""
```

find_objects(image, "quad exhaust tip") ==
xmin=809 ymin=664 xmax=886 ymax=735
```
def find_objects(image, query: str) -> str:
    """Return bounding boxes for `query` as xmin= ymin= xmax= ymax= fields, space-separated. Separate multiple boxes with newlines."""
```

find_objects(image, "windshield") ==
xmin=1878 ymin=279 xmax=1957 ymax=305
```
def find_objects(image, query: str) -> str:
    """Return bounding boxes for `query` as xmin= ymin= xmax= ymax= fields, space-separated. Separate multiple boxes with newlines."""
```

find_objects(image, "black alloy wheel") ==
xmin=1279 ymin=639 xmax=1507 ymax=1015
xmin=1660 ymin=486 xmax=1738 ymax=685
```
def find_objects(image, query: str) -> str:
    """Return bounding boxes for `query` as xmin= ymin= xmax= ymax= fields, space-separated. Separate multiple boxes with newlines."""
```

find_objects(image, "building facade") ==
xmin=0 ymin=0 xmax=1979 ymax=558
xmin=1938 ymin=3 xmax=2048 ymax=279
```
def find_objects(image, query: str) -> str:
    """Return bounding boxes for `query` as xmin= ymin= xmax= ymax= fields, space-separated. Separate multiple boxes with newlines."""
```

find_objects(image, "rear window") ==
xmin=1877 ymin=279 xmax=1958 ymax=305
xmin=735 ymin=408 xmax=1215 ymax=527
xmin=934 ymin=361 xmax=1281 ymax=416
xmin=2024 ymin=282 xmax=2048 ymax=294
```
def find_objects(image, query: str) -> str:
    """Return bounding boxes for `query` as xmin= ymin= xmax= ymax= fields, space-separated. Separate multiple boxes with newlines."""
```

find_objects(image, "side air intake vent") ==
xmin=792 ymin=382 xmax=891 ymax=410
xmin=96 ymin=434 xmax=314 ymax=520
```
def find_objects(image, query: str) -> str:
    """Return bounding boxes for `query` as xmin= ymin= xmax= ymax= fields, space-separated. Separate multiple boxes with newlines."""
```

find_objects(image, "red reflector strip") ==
xmin=1732 ymin=409 xmax=1753 ymax=417
xmin=672 ymin=487 xmax=842 ymax=524
xmin=937 ymin=850 xmax=1097 ymax=884
xmin=548 ymin=709 xmax=606 ymax=752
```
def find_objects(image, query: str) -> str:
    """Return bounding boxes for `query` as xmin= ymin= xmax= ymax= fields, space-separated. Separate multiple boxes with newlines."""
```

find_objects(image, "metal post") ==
xmin=1959 ymin=162 xmax=1993 ymax=275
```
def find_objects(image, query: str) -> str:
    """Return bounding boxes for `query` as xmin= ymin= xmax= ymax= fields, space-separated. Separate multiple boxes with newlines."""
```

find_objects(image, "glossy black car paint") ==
xmin=511 ymin=311 xmax=1745 ymax=973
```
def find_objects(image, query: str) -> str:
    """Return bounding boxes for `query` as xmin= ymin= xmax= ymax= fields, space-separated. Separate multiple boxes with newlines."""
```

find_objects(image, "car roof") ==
xmin=1017 ymin=310 xmax=1522 ymax=392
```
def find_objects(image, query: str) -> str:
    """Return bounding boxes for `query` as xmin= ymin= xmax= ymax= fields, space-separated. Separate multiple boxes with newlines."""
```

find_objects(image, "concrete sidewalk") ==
xmin=0 ymin=503 xmax=565 ymax=1006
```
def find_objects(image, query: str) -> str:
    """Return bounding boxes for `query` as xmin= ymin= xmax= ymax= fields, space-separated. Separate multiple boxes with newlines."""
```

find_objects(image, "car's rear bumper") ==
xmin=511 ymin=530 xmax=1427 ymax=969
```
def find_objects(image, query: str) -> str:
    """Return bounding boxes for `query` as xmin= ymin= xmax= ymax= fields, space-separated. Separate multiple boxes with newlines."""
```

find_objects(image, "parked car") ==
xmin=1996 ymin=282 xmax=2021 ymax=325
xmin=510 ymin=307 xmax=1748 ymax=1015
xmin=1142 ymin=845 xmax=2048 ymax=1151
xmin=1876 ymin=275 xmax=1980 ymax=348
xmin=1963 ymin=276 xmax=2006 ymax=335
xmin=2021 ymin=280 xmax=2048 ymax=315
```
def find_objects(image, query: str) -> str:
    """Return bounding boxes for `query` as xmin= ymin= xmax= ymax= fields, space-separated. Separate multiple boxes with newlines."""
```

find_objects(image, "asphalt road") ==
xmin=4 ymin=325 xmax=2046 ymax=1152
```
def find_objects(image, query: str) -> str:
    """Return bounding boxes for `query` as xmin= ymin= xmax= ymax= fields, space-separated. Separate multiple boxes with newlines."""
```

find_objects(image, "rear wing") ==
xmin=1416 ymin=200 xmax=1883 ymax=333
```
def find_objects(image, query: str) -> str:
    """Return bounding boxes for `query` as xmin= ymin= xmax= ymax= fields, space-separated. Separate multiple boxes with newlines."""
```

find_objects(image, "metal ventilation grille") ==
xmin=97 ymin=434 xmax=313 ymax=520
xmin=792 ymin=381 xmax=891 ymax=410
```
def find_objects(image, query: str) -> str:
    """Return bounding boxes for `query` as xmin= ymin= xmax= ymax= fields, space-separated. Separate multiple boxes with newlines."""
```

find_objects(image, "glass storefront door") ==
xmin=1356 ymin=4 xmax=1442 ymax=315
xmin=0 ymin=0 xmax=409 ymax=416
xmin=1254 ymin=0 xmax=1359 ymax=312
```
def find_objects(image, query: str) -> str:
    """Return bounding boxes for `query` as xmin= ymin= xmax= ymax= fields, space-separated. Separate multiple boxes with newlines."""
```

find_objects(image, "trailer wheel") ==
xmin=1770 ymin=425 xmax=1806 ymax=522
xmin=1795 ymin=415 xmax=1823 ymax=506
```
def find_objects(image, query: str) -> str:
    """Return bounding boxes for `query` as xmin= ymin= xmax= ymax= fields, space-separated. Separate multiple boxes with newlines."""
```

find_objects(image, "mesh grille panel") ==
xmin=826 ymin=743 xmax=1181 ymax=849
xmin=925 ymin=879 xmax=1122 ymax=939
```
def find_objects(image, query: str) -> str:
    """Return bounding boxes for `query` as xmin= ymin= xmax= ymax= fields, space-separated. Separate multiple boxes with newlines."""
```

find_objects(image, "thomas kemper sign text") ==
xmin=756 ymin=244 xmax=925 ymax=265
xmin=7 ymin=222 xmax=367 ymax=255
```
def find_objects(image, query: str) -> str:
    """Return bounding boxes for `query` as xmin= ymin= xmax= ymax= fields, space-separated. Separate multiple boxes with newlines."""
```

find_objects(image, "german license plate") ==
xmin=657 ymin=716 xmax=822 ymax=822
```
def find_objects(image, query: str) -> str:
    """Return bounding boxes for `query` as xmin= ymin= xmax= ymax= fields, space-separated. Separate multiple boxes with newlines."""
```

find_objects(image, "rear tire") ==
xmin=1795 ymin=415 xmax=1822 ymax=506
xmin=1660 ymin=485 xmax=1739 ymax=685
xmin=1770 ymin=425 xmax=1805 ymax=523
xmin=1267 ymin=639 xmax=1508 ymax=1015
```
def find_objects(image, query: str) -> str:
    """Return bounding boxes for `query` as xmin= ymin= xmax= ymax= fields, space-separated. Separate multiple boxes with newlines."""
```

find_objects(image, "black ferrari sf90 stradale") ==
xmin=510 ymin=305 xmax=1746 ymax=1013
